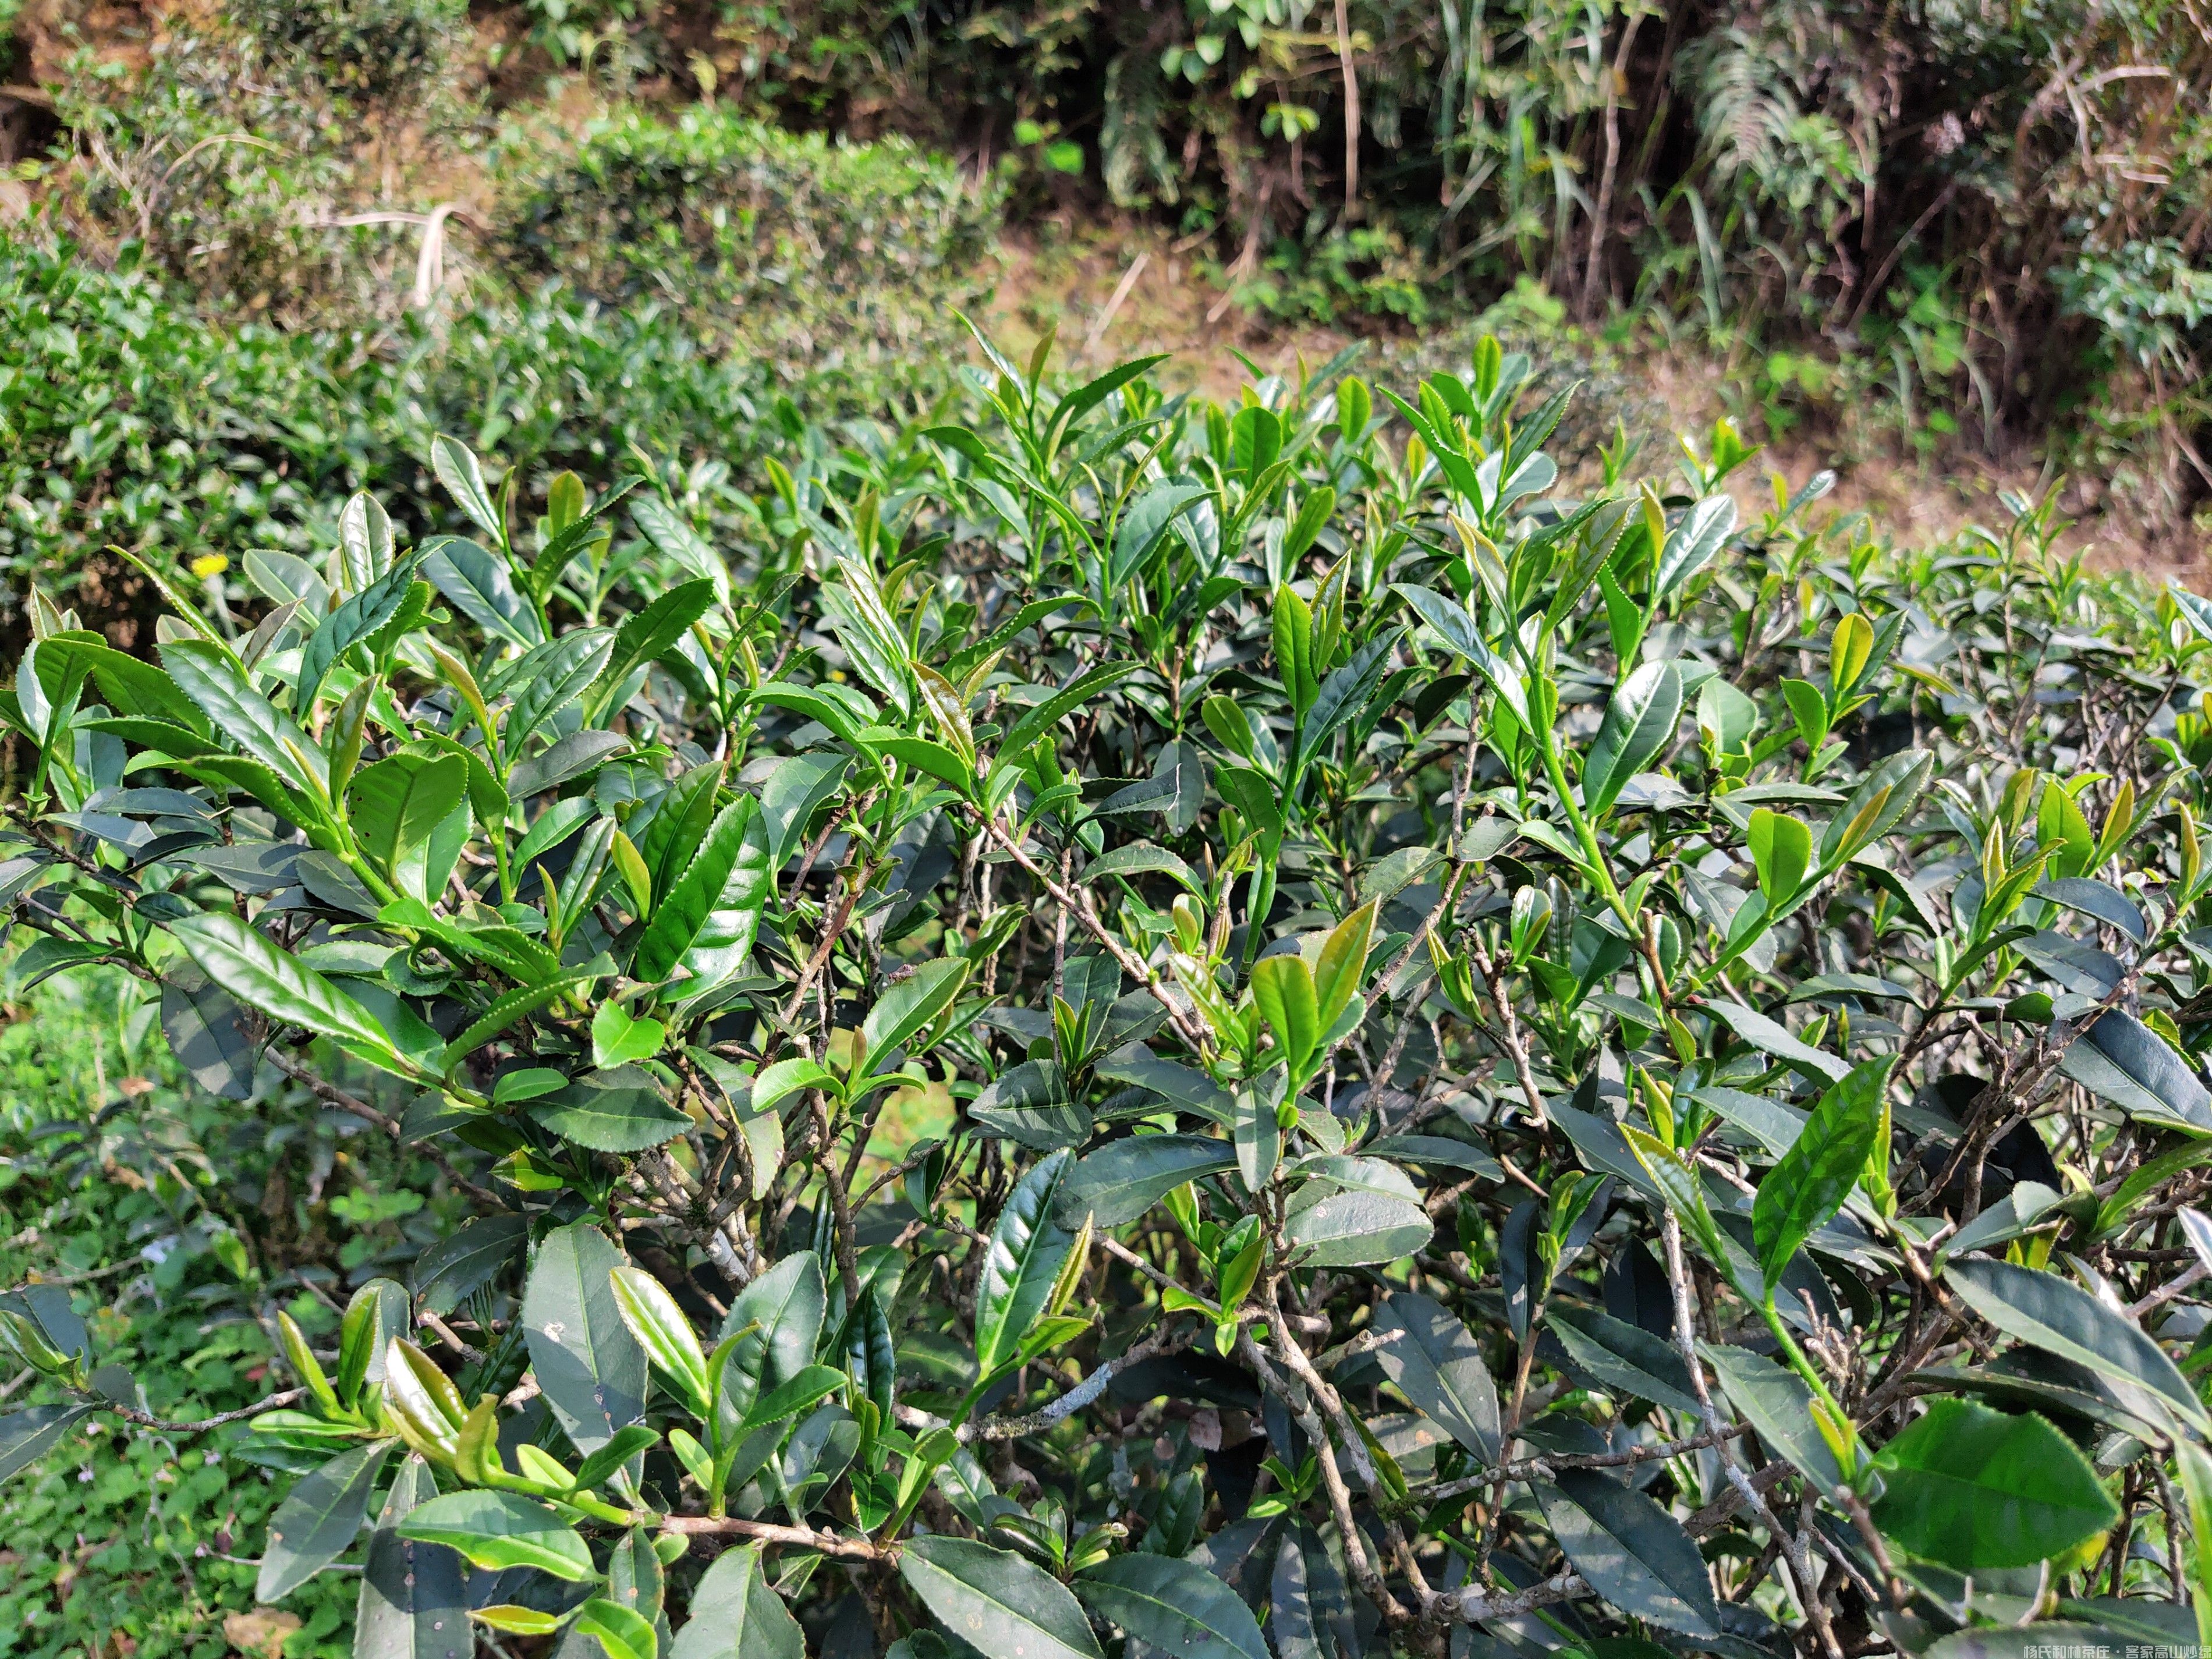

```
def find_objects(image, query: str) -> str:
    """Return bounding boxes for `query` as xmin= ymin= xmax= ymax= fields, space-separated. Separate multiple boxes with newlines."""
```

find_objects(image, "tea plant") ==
xmin=5 ymin=335 xmax=2212 ymax=1659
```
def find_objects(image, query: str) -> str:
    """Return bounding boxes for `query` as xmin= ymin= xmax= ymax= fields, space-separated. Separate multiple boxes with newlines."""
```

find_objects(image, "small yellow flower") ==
xmin=189 ymin=554 xmax=229 ymax=579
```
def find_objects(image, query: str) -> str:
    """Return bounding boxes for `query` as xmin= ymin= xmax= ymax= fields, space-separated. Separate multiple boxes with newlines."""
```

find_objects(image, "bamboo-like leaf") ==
xmin=0 ymin=1403 xmax=94 ymax=1484
xmin=1752 ymin=1055 xmax=1892 ymax=1292
xmin=594 ymin=579 xmax=718 ymax=718
xmin=610 ymin=1265 xmax=711 ymax=1417
xmin=296 ymin=554 xmax=421 ymax=711
xmin=396 ymin=1490 xmax=593 ymax=1580
xmin=258 ymin=1440 xmax=396 ymax=1601
xmin=974 ymin=1148 xmax=1075 ymax=1377
xmin=511 ymin=628 xmax=614 ymax=739
xmin=634 ymin=796 xmax=763 ymax=983
xmin=169 ymin=914 xmax=414 ymax=1076
xmin=422 ymin=536 xmax=541 ymax=647
xmin=857 ymin=958 xmax=970 ymax=1078
xmin=161 ymin=638 xmax=327 ymax=798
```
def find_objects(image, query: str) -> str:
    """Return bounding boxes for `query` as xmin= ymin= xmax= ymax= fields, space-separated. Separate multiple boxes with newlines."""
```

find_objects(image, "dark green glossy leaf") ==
xmin=1701 ymin=1342 xmax=1845 ymax=1497
xmin=1283 ymin=1158 xmax=1433 ymax=1267
xmin=1000 ymin=662 xmax=1143 ymax=759
xmin=1582 ymin=661 xmax=1683 ymax=816
xmin=422 ymin=536 xmax=541 ymax=647
xmin=640 ymin=762 xmax=726 ymax=907
xmin=1547 ymin=1302 xmax=1701 ymax=1415
xmin=161 ymin=637 xmax=325 ymax=796
xmin=161 ymin=969 xmax=257 ymax=1100
xmin=1751 ymin=1055 xmax=1892 ymax=1292
xmin=759 ymin=753 xmax=850 ymax=874
xmin=169 ymin=914 xmax=413 ymax=1076
xmin=1703 ymin=999 xmax=1851 ymax=1083
xmin=349 ymin=753 xmax=467 ymax=884
xmin=413 ymin=1214 xmax=527 ymax=1317
xmin=1534 ymin=1469 xmax=1721 ymax=1638
xmin=530 ymin=1066 xmax=692 ymax=1152
xmin=297 ymin=554 xmax=421 ymax=711
xmin=634 ymin=796 xmax=764 ymax=983
xmin=2059 ymin=1009 xmax=2212 ymax=1133
xmin=898 ymin=1536 xmax=1103 ymax=1659
xmin=1943 ymin=1255 xmax=2210 ymax=1434
xmin=1075 ymin=1553 xmax=1267 ymax=1659
xmin=676 ymin=798 xmax=773 ymax=993
xmin=598 ymin=579 xmax=718 ymax=717
xmin=1871 ymin=1398 xmax=2119 ymax=1569
xmin=721 ymin=1251 xmax=826 ymax=1391
xmin=974 ymin=1148 xmax=1075 ymax=1376
xmin=970 ymin=1059 xmax=1091 ymax=1150
xmin=859 ymin=957 xmax=971 ymax=1076
xmin=1054 ymin=1135 xmax=1236 ymax=1229
xmin=1109 ymin=482 xmax=1209 ymax=590
xmin=511 ymin=628 xmax=614 ymax=738
xmin=510 ymin=729 xmax=629 ymax=797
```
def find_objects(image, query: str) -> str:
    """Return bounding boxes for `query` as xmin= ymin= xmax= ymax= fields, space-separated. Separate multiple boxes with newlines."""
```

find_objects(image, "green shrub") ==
xmin=0 ymin=235 xmax=799 ymax=648
xmin=226 ymin=0 xmax=469 ymax=108
xmin=6 ymin=333 xmax=2212 ymax=1657
xmin=38 ymin=0 xmax=486 ymax=329
xmin=498 ymin=105 xmax=1002 ymax=391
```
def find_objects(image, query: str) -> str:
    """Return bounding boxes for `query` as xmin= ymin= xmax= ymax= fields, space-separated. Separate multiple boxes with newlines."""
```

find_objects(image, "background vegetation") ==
xmin=3 ymin=0 xmax=2210 ymax=532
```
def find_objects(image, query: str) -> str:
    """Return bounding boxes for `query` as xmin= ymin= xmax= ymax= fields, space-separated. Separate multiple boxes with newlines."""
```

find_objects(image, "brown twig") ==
xmin=660 ymin=1515 xmax=887 ymax=1559
xmin=97 ymin=1387 xmax=306 ymax=1434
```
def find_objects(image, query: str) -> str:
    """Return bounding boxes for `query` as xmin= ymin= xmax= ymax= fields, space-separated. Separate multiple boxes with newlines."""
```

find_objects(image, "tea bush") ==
xmin=8 ymin=334 xmax=2212 ymax=1659
xmin=497 ymin=105 xmax=1003 ymax=392
xmin=226 ymin=0 xmax=469 ymax=108
xmin=39 ymin=5 xmax=481 ymax=328
xmin=0 ymin=236 xmax=809 ymax=651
